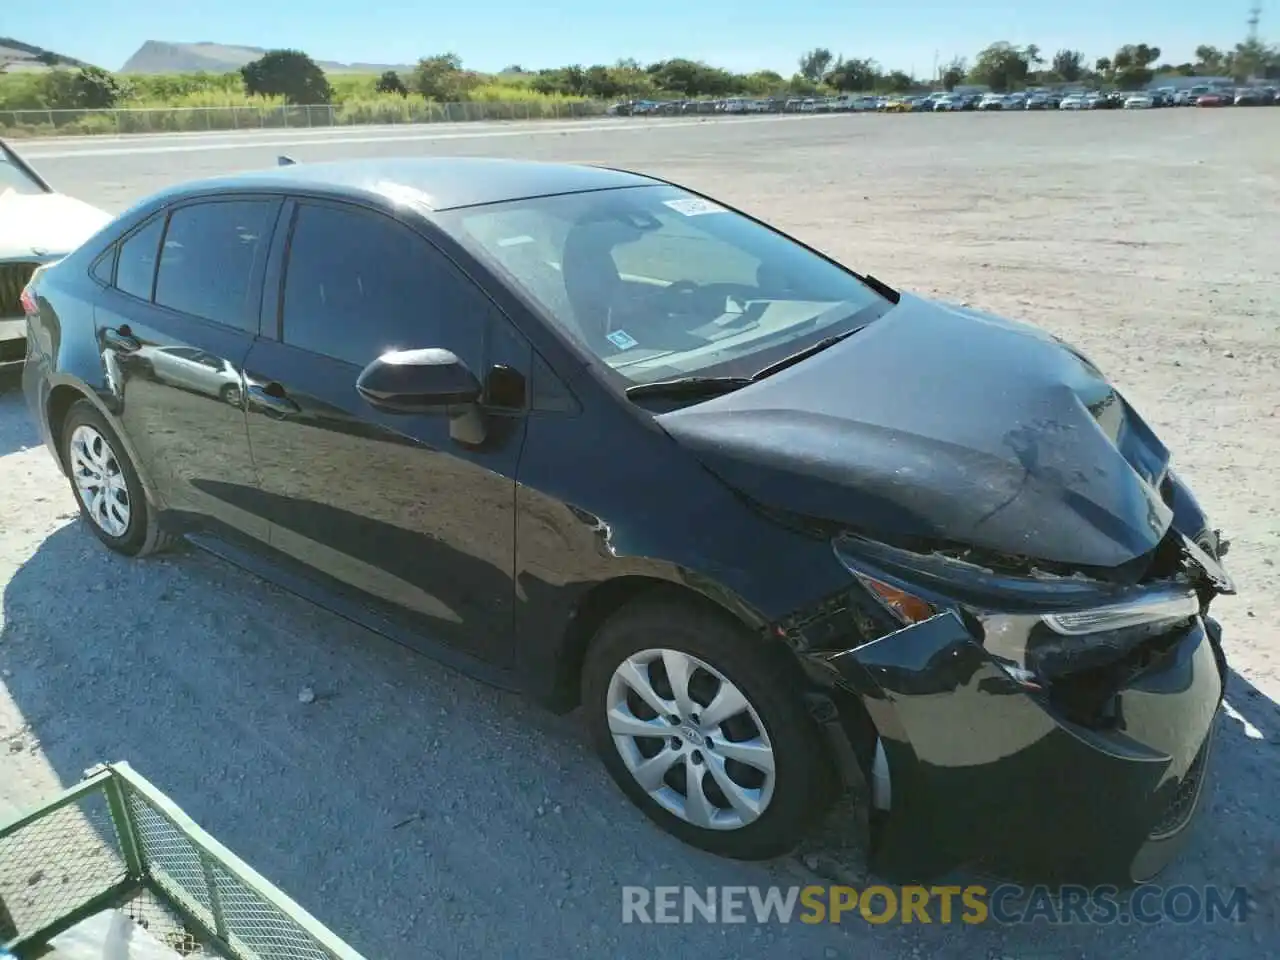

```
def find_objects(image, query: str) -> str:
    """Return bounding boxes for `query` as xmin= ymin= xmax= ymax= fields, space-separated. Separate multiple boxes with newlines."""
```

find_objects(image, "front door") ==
xmin=241 ymin=199 xmax=529 ymax=666
xmin=95 ymin=196 xmax=281 ymax=542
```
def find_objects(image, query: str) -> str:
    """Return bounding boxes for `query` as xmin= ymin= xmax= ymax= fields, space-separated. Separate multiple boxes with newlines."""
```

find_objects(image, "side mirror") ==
xmin=356 ymin=348 xmax=481 ymax=414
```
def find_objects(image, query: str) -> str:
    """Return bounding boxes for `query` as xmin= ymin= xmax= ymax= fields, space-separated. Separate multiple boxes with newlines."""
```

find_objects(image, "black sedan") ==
xmin=19 ymin=157 xmax=1233 ymax=884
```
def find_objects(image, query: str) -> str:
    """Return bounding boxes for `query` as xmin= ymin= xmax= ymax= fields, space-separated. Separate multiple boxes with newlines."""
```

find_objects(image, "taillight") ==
xmin=19 ymin=284 xmax=38 ymax=317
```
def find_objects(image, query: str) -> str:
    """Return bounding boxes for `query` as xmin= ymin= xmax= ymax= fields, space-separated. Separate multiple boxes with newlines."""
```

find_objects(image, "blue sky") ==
xmin=15 ymin=1 xmax=1267 ymax=75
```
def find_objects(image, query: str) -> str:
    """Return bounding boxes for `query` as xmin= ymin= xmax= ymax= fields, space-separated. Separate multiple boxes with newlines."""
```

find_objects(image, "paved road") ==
xmin=3 ymin=109 xmax=1278 ymax=959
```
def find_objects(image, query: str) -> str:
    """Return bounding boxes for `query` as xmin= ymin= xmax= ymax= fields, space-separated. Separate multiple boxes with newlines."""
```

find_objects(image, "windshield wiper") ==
xmin=750 ymin=328 xmax=861 ymax=381
xmin=624 ymin=375 xmax=753 ymax=400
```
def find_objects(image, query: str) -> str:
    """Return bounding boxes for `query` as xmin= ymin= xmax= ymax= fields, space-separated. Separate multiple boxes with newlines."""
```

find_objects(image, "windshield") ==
xmin=0 ymin=142 xmax=49 ymax=197
xmin=437 ymin=184 xmax=890 ymax=385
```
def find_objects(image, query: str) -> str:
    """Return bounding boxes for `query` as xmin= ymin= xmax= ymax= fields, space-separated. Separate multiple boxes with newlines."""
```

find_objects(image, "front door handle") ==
xmin=103 ymin=326 xmax=141 ymax=352
xmin=247 ymin=383 xmax=301 ymax=418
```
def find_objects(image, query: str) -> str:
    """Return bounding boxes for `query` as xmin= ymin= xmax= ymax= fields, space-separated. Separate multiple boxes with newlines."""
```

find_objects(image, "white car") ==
xmin=133 ymin=345 xmax=244 ymax=405
xmin=932 ymin=96 xmax=965 ymax=111
xmin=1059 ymin=94 xmax=1089 ymax=110
xmin=1124 ymin=93 xmax=1155 ymax=109
xmin=1 ymin=138 xmax=112 ymax=370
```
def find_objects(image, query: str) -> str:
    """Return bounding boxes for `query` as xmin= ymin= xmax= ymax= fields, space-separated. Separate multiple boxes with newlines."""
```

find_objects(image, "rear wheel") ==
xmin=582 ymin=592 xmax=835 ymax=859
xmin=60 ymin=399 xmax=174 ymax=557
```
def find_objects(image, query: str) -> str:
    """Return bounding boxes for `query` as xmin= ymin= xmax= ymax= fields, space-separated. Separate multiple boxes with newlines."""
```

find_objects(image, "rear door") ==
xmin=241 ymin=198 xmax=530 ymax=666
xmin=95 ymin=195 xmax=282 ymax=541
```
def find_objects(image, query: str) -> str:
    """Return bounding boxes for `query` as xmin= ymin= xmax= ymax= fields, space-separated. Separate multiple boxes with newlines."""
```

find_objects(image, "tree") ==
xmin=884 ymin=70 xmax=914 ymax=93
xmin=1051 ymin=49 xmax=1084 ymax=82
xmin=1194 ymin=45 xmax=1225 ymax=74
xmin=411 ymin=53 xmax=476 ymax=101
xmin=375 ymin=70 xmax=407 ymax=97
xmin=240 ymin=49 xmax=331 ymax=104
xmin=70 ymin=66 xmax=130 ymax=108
xmin=970 ymin=42 xmax=1031 ymax=91
xmin=647 ymin=59 xmax=736 ymax=97
xmin=827 ymin=57 xmax=880 ymax=92
xmin=1230 ymin=38 xmax=1271 ymax=81
xmin=1110 ymin=43 xmax=1161 ymax=88
xmin=939 ymin=57 xmax=966 ymax=90
xmin=798 ymin=47 xmax=834 ymax=84
xmin=742 ymin=69 xmax=786 ymax=95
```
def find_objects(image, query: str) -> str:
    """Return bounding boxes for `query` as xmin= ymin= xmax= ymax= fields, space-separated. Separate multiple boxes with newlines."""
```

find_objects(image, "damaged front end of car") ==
xmin=783 ymin=511 xmax=1232 ymax=887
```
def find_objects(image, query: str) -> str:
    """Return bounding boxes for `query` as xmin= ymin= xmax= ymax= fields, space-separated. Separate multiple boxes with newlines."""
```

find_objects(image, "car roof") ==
xmin=147 ymin=156 xmax=662 ymax=213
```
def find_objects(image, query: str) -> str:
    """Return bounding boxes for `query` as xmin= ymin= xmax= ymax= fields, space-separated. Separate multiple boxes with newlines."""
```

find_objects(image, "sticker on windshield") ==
xmin=606 ymin=329 xmax=640 ymax=350
xmin=663 ymin=198 xmax=725 ymax=217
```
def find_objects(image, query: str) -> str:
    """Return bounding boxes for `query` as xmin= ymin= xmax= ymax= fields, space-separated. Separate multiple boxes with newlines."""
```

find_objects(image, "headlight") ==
xmin=833 ymin=534 xmax=1201 ymax=685
xmin=1041 ymin=588 xmax=1199 ymax=635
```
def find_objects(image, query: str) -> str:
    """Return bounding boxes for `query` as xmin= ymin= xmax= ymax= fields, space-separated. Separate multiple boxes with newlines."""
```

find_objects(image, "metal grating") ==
xmin=124 ymin=788 xmax=219 ymax=933
xmin=123 ymin=785 xmax=338 ymax=960
xmin=118 ymin=885 xmax=216 ymax=957
xmin=0 ymin=788 xmax=127 ymax=944
xmin=0 ymin=763 xmax=366 ymax=960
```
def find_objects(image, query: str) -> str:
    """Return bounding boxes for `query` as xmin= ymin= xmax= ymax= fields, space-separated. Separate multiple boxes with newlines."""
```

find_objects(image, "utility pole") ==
xmin=1245 ymin=3 xmax=1262 ymax=80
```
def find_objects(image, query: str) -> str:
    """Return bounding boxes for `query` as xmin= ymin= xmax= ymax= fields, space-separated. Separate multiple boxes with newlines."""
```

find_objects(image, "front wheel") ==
xmin=582 ymin=591 xmax=836 ymax=860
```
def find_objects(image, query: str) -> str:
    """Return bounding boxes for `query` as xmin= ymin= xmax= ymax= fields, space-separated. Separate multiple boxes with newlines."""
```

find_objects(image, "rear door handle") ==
xmin=103 ymin=326 xmax=141 ymax=352
xmin=247 ymin=383 xmax=301 ymax=418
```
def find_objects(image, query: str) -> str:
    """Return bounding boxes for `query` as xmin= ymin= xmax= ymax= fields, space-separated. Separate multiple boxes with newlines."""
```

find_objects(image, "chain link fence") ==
xmin=0 ymin=99 xmax=618 ymax=138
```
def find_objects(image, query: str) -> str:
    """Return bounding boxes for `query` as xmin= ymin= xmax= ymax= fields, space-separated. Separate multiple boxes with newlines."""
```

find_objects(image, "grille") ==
xmin=1148 ymin=736 xmax=1211 ymax=839
xmin=0 ymin=261 xmax=39 ymax=316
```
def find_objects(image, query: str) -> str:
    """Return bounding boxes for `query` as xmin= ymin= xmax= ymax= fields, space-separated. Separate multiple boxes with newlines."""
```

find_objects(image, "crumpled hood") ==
xmin=657 ymin=293 xmax=1174 ymax=570
xmin=0 ymin=190 xmax=112 ymax=261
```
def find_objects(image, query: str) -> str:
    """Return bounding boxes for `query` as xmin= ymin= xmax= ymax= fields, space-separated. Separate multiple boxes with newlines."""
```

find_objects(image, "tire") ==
xmin=60 ymin=399 xmax=175 ymax=557
xmin=582 ymin=591 xmax=836 ymax=860
xmin=219 ymin=383 xmax=242 ymax=406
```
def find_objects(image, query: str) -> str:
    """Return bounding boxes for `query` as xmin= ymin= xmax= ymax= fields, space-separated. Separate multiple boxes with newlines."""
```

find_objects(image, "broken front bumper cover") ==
xmin=817 ymin=609 xmax=1224 ymax=886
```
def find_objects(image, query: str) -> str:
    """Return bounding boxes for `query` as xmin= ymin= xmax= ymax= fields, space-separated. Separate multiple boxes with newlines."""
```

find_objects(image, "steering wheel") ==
xmin=651 ymin=279 xmax=703 ymax=315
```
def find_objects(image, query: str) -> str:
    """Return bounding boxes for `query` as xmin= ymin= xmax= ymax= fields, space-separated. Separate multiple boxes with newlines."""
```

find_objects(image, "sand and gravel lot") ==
xmin=2 ymin=109 xmax=1278 ymax=958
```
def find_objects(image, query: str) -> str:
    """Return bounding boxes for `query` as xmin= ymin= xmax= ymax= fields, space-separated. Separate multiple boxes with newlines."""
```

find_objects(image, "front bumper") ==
xmin=815 ymin=609 xmax=1224 ymax=886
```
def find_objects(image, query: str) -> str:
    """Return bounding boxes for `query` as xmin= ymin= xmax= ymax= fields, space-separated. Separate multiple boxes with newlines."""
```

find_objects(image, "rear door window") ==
xmin=153 ymin=199 xmax=275 ymax=331
xmin=114 ymin=215 xmax=165 ymax=301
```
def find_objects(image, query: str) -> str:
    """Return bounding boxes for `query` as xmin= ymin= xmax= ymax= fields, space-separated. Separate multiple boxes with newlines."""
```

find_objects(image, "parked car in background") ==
xmin=932 ymin=95 xmax=965 ymax=111
xmin=20 ymin=156 xmax=1233 ymax=886
xmin=1196 ymin=92 xmax=1230 ymax=107
xmin=1233 ymin=88 xmax=1266 ymax=106
xmin=1059 ymin=93 xmax=1089 ymax=110
xmin=132 ymin=345 xmax=244 ymax=405
xmin=978 ymin=93 xmax=1009 ymax=110
xmin=1124 ymin=92 xmax=1155 ymax=109
xmin=1 ymin=138 xmax=113 ymax=371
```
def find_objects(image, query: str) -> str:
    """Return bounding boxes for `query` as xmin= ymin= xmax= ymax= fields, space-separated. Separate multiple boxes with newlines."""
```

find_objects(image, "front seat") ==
xmin=560 ymin=222 xmax=630 ymax=348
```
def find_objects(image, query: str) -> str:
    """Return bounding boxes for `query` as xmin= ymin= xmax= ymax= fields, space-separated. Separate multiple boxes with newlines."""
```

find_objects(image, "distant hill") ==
xmin=121 ymin=41 xmax=416 ymax=75
xmin=0 ymin=36 xmax=94 ymax=72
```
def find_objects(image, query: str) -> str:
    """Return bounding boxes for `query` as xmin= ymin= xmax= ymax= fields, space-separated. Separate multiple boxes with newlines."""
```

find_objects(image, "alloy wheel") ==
xmin=68 ymin=424 xmax=131 ymax=538
xmin=606 ymin=648 xmax=776 ymax=830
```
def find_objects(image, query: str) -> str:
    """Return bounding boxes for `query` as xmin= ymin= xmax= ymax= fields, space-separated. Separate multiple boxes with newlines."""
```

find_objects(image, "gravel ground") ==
xmin=2 ymin=110 xmax=1278 ymax=958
